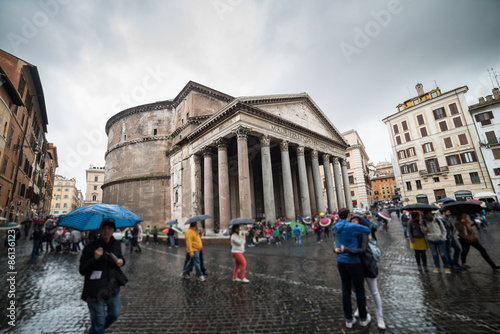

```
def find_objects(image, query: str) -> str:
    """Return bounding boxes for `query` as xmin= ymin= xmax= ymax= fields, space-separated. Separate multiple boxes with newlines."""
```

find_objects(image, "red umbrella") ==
xmin=466 ymin=199 xmax=486 ymax=208
xmin=320 ymin=217 xmax=331 ymax=227
xmin=378 ymin=211 xmax=391 ymax=221
xmin=162 ymin=228 xmax=169 ymax=233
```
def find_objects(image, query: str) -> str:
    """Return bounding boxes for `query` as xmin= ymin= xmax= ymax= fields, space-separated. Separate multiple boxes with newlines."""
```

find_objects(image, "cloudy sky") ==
xmin=1 ymin=0 xmax=499 ymax=195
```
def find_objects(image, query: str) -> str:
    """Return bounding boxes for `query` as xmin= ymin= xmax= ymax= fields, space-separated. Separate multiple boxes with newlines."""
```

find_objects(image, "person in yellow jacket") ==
xmin=181 ymin=223 xmax=206 ymax=281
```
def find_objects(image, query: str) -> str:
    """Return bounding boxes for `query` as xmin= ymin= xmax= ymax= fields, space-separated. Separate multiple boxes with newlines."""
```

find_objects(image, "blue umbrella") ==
xmin=228 ymin=217 xmax=254 ymax=226
xmin=57 ymin=203 xmax=142 ymax=231
xmin=436 ymin=197 xmax=456 ymax=204
xmin=184 ymin=214 xmax=211 ymax=225
xmin=166 ymin=220 xmax=178 ymax=225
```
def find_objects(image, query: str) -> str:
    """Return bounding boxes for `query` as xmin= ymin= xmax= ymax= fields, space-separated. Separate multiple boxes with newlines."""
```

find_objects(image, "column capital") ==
xmin=233 ymin=126 xmax=251 ymax=140
xmin=322 ymin=153 xmax=330 ymax=163
xmin=296 ymin=146 xmax=305 ymax=156
xmin=280 ymin=140 xmax=289 ymax=151
xmin=341 ymin=158 xmax=347 ymax=167
xmin=260 ymin=134 xmax=272 ymax=147
xmin=193 ymin=154 xmax=201 ymax=164
xmin=202 ymin=146 xmax=213 ymax=156
xmin=311 ymin=150 xmax=318 ymax=159
xmin=214 ymin=138 xmax=228 ymax=151
xmin=333 ymin=156 xmax=340 ymax=164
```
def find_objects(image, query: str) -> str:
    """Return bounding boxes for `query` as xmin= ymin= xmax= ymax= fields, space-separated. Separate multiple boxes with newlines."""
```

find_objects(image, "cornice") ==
xmin=102 ymin=174 xmax=170 ymax=189
xmin=105 ymin=135 xmax=170 ymax=158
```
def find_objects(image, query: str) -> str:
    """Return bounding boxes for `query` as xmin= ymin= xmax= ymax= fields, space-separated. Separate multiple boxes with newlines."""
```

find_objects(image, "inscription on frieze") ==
xmin=270 ymin=125 xmax=326 ymax=151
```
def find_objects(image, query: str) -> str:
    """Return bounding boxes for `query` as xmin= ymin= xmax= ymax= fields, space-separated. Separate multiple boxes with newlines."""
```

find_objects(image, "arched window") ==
xmin=92 ymin=195 xmax=97 ymax=201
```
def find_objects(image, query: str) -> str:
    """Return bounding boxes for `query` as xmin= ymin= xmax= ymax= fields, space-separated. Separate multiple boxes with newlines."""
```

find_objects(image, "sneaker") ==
xmin=181 ymin=274 xmax=190 ymax=279
xmin=233 ymin=278 xmax=241 ymax=282
xmin=360 ymin=314 xmax=371 ymax=327
xmin=241 ymin=278 xmax=250 ymax=283
xmin=346 ymin=318 xmax=357 ymax=328
xmin=461 ymin=263 xmax=471 ymax=268
xmin=199 ymin=275 xmax=206 ymax=282
xmin=353 ymin=308 xmax=359 ymax=318
xmin=377 ymin=316 xmax=386 ymax=330
xmin=444 ymin=268 xmax=451 ymax=274
xmin=433 ymin=267 xmax=440 ymax=273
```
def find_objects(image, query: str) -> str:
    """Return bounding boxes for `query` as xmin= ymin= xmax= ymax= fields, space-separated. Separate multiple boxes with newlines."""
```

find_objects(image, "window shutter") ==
xmin=449 ymin=103 xmax=458 ymax=115
xmin=433 ymin=109 xmax=438 ymax=119
xmin=494 ymin=168 xmax=500 ymax=176
xmin=471 ymin=151 xmax=477 ymax=162
xmin=488 ymin=111 xmax=494 ymax=119
xmin=430 ymin=142 xmax=434 ymax=151
xmin=396 ymin=136 xmax=401 ymax=145
xmin=435 ymin=158 xmax=440 ymax=169
xmin=446 ymin=156 xmax=451 ymax=165
xmin=420 ymin=127 xmax=428 ymax=137
xmin=417 ymin=114 xmax=424 ymax=125
xmin=453 ymin=117 xmax=463 ymax=128
xmin=425 ymin=160 xmax=431 ymax=173
xmin=393 ymin=124 xmax=399 ymax=134
xmin=405 ymin=132 xmax=411 ymax=142
xmin=459 ymin=153 xmax=465 ymax=163
xmin=402 ymin=121 xmax=408 ymax=131
xmin=493 ymin=148 xmax=500 ymax=159
xmin=458 ymin=134 xmax=468 ymax=145
xmin=444 ymin=137 xmax=452 ymax=148
xmin=422 ymin=143 xmax=427 ymax=153
xmin=439 ymin=121 xmax=448 ymax=131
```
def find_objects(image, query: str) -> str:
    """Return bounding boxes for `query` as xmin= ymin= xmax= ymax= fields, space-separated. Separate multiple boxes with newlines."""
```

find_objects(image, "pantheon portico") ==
xmin=103 ymin=81 xmax=353 ymax=233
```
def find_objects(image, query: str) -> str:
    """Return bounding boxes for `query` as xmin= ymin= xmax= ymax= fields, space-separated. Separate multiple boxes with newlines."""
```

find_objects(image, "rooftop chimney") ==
xmin=415 ymin=83 xmax=424 ymax=96
xmin=479 ymin=97 xmax=485 ymax=103
xmin=493 ymin=88 xmax=500 ymax=100
xmin=486 ymin=95 xmax=493 ymax=102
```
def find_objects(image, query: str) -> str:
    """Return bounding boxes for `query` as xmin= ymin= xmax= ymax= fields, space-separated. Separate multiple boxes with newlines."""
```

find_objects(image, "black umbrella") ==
xmin=401 ymin=203 xmax=439 ymax=212
xmin=21 ymin=219 xmax=32 ymax=225
xmin=442 ymin=202 xmax=482 ymax=215
xmin=228 ymin=217 xmax=254 ymax=226
xmin=184 ymin=214 xmax=211 ymax=225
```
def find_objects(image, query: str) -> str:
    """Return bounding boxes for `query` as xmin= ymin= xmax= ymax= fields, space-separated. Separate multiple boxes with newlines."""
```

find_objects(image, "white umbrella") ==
xmin=473 ymin=192 xmax=497 ymax=199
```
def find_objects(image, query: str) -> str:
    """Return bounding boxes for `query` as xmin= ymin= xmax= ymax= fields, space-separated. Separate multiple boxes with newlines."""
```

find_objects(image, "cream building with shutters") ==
xmin=50 ymin=175 xmax=82 ymax=216
xmin=83 ymin=166 xmax=105 ymax=206
xmin=383 ymin=83 xmax=494 ymax=203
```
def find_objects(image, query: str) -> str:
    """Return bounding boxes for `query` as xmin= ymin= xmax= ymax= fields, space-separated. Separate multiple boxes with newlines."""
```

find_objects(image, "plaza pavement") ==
xmin=1 ymin=213 xmax=500 ymax=333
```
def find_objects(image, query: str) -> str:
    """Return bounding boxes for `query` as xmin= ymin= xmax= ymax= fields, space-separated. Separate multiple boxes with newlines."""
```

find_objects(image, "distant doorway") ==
xmin=434 ymin=189 xmax=447 ymax=202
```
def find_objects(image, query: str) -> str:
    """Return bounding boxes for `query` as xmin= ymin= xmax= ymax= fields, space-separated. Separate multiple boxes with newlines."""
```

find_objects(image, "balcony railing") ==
xmin=479 ymin=137 xmax=500 ymax=147
xmin=419 ymin=166 xmax=449 ymax=178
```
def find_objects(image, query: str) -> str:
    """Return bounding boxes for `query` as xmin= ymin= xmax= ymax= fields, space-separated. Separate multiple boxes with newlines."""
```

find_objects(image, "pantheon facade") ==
xmin=103 ymin=81 xmax=353 ymax=233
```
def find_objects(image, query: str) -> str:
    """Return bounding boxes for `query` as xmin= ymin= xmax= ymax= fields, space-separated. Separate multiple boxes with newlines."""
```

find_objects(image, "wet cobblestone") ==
xmin=1 ymin=213 xmax=500 ymax=333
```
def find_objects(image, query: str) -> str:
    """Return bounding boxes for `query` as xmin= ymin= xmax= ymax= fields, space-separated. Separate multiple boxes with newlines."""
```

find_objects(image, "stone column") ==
xmin=296 ymin=146 xmax=311 ymax=217
xmin=216 ymin=138 xmax=230 ymax=232
xmin=322 ymin=154 xmax=336 ymax=213
xmin=306 ymin=158 xmax=317 ymax=215
xmin=234 ymin=126 xmax=252 ymax=218
xmin=190 ymin=154 xmax=202 ymax=216
xmin=311 ymin=150 xmax=325 ymax=214
xmin=202 ymin=146 xmax=214 ymax=234
xmin=341 ymin=158 xmax=354 ymax=211
xmin=333 ymin=157 xmax=345 ymax=209
xmin=260 ymin=135 xmax=276 ymax=224
xmin=280 ymin=141 xmax=295 ymax=220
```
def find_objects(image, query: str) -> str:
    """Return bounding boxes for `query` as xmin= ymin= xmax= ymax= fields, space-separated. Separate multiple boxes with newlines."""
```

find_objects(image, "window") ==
xmin=65 ymin=182 xmax=70 ymax=185
xmin=93 ymin=185 xmax=97 ymax=190
xmin=18 ymin=75 xmax=26 ymax=98
xmin=63 ymin=203 xmax=67 ymax=208
xmin=461 ymin=151 xmax=477 ymax=163
xmin=58 ymin=182 xmax=62 ymax=185
xmin=493 ymin=148 xmax=500 ymax=160
xmin=393 ymin=124 xmax=399 ymax=134
xmin=124 ymin=135 xmax=127 ymax=140
xmin=57 ymin=188 xmax=61 ymax=192
xmin=422 ymin=142 xmax=434 ymax=153
xmin=452 ymin=117 xmax=463 ymax=128
xmin=485 ymin=131 xmax=498 ymax=144
xmin=417 ymin=114 xmax=425 ymax=125
xmin=65 ymin=189 xmax=69 ymax=192
xmin=474 ymin=111 xmax=494 ymax=126
xmin=449 ymin=103 xmax=459 ymax=115
xmin=433 ymin=177 xmax=440 ymax=182
xmin=404 ymin=132 xmax=411 ymax=142
xmin=1 ymin=156 xmax=8 ymax=175
xmin=55 ymin=203 xmax=60 ymax=208
xmin=398 ymin=106 xmax=404 ymax=112
xmin=438 ymin=121 xmax=448 ymax=132
xmin=433 ymin=107 xmax=446 ymax=120
xmin=7 ymin=127 xmax=14 ymax=148
xmin=406 ymin=181 xmax=412 ymax=191
xmin=420 ymin=127 xmax=428 ymax=137
xmin=348 ymin=176 xmax=354 ymax=184
xmin=56 ymin=195 xmax=60 ymax=199
xmin=345 ymin=153 xmax=350 ymax=157
xmin=426 ymin=158 xmax=439 ymax=174
xmin=181 ymin=119 xmax=184 ymax=126
xmin=454 ymin=174 xmax=464 ymax=185
xmin=401 ymin=163 xmax=418 ymax=174
xmin=398 ymin=150 xmax=406 ymax=159
xmin=92 ymin=195 xmax=97 ymax=201
xmin=431 ymin=92 xmax=438 ymax=98
xmin=94 ymin=176 xmax=98 ymax=182
xmin=402 ymin=121 xmax=408 ymax=131
xmin=442 ymin=137 xmax=452 ymax=149
xmin=63 ymin=195 xmax=68 ymax=199
xmin=458 ymin=134 xmax=468 ymax=145
xmin=153 ymin=129 xmax=157 ymax=136
xmin=470 ymin=172 xmax=480 ymax=184
xmin=351 ymin=191 xmax=355 ymax=196
xmin=413 ymin=99 xmax=419 ymax=106
xmin=494 ymin=168 xmax=500 ymax=176
xmin=395 ymin=136 xmax=401 ymax=145
xmin=416 ymin=180 xmax=422 ymax=189
xmin=407 ymin=147 xmax=416 ymax=157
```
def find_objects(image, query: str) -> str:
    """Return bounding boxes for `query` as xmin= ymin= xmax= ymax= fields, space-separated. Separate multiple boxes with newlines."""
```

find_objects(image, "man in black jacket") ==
xmin=80 ymin=218 xmax=125 ymax=334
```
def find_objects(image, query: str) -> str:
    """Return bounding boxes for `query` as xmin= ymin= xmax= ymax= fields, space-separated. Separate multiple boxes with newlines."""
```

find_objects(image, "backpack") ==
xmin=368 ymin=239 xmax=381 ymax=262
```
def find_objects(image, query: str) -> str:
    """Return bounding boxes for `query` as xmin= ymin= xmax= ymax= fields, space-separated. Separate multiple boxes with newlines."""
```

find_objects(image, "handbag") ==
xmin=465 ymin=234 xmax=479 ymax=244
xmin=111 ymin=268 xmax=128 ymax=286
xmin=368 ymin=239 xmax=381 ymax=262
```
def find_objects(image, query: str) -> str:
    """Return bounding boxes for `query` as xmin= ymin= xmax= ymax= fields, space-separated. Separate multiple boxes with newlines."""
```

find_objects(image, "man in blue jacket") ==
xmin=333 ymin=208 xmax=372 ymax=328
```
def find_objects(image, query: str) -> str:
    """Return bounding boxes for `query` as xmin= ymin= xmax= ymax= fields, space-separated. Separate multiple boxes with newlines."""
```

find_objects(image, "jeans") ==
xmin=182 ymin=251 xmax=202 ymax=277
xmin=445 ymin=236 xmax=461 ymax=266
xmin=338 ymin=262 xmax=367 ymax=321
xmin=401 ymin=223 xmax=408 ymax=237
xmin=130 ymin=236 xmax=141 ymax=253
xmin=169 ymin=235 xmax=175 ymax=247
xmin=87 ymin=293 xmax=121 ymax=334
xmin=295 ymin=235 xmax=302 ymax=246
xmin=427 ymin=240 xmax=450 ymax=268
xmin=32 ymin=240 xmax=41 ymax=256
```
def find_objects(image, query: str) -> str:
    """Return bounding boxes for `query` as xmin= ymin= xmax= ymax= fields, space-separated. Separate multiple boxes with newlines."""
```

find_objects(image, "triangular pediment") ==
xmin=238 ymin=94 xmax=347 ymax=146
